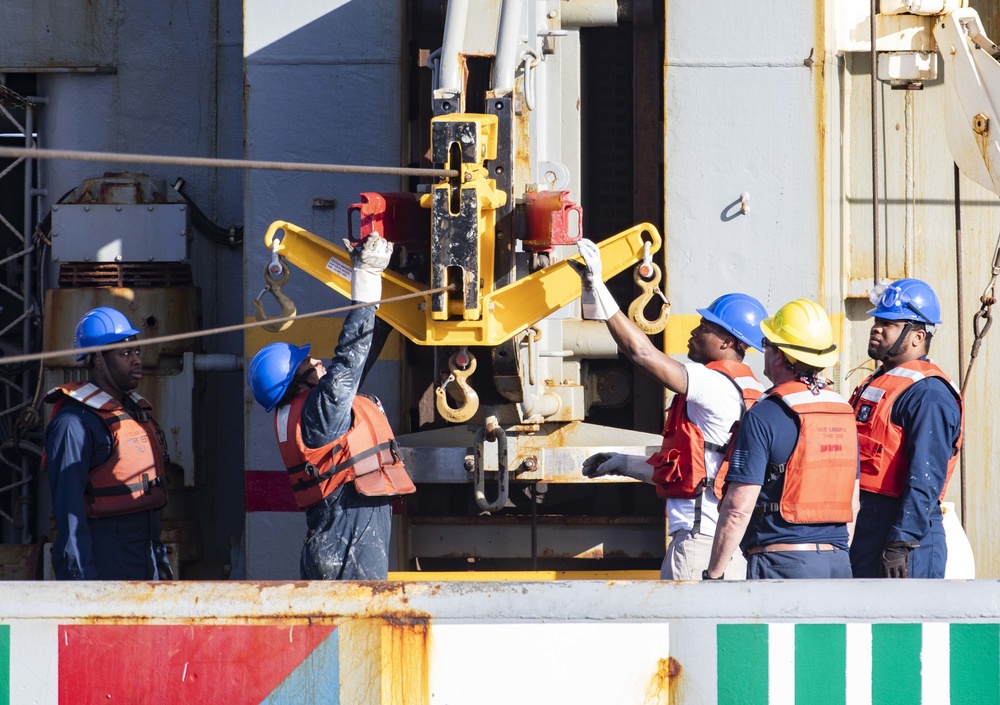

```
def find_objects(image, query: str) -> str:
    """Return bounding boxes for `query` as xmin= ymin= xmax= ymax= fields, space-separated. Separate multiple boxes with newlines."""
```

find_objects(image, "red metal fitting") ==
xmin=522 ymin=191 xmax=583 ymax=252
xmin=347 ymin=193 xmax=430 ymax=249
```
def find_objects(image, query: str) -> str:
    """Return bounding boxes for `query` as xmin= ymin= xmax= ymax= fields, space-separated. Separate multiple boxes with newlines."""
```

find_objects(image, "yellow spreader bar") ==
xmin=264 ymin=219 xmax=661 ymax=347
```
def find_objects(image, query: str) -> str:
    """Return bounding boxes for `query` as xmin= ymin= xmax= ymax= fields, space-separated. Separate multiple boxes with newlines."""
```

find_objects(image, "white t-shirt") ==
xmin=663 ymin=362 xmax=749 ymax=536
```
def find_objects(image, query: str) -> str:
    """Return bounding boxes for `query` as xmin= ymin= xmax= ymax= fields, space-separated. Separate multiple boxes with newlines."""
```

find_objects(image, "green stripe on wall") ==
xmin=951 ymin=623 xmax=1000 ymax=705
xmin=795 ymin=624 xmax=846 ymax=705
xmin=718 ymin=623 xmax=768 ymax=705
xmin=0 ymin=624 xmax=8 ymax=705
xmin=872 ymin=623 xmax=921 ymax=705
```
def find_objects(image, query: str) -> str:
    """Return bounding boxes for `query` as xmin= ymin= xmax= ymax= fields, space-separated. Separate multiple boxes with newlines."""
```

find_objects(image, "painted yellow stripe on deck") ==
xmin=389 ymin=571 xmax=661 ymax=582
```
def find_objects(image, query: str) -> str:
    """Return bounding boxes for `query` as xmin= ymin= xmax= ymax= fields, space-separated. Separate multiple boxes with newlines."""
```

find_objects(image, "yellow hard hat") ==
xmin=759 ymin=299 xmax=839 ymax=369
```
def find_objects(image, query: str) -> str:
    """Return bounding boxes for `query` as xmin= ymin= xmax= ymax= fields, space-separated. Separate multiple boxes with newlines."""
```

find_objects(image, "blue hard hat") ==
xmin=74 ymin=307 xmax=142 ymax=361
xmin=697 ymin=293 xmax=769 ymax=352
xmin=247 ymin=342 xmax=311 ymax=412
xmin=867 ymin=278 xmax=941 ymax=325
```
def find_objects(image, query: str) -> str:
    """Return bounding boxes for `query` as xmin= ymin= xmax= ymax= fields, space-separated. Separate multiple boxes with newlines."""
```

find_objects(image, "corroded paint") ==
xmin=43 ymin=286 xmax=201 ymax=368
xmin=339 ymin=617 xmax=430 ymax=705
xmin=814 ymin=0 xmax=828 ymax=309
xmin=644 ymin=656 xmax=682 ymax=705
xmin=6 ymin=581 xmax=1000 ymax=702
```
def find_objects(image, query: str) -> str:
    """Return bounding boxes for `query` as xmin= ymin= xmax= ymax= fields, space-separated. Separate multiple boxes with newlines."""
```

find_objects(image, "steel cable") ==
xmin=961 ymin=231 xmax=1000 ymax=396
xmin=0 ymin=146 xmax=458 ymax=179
xmin=0 ymin=286 xmax=452 ymax=367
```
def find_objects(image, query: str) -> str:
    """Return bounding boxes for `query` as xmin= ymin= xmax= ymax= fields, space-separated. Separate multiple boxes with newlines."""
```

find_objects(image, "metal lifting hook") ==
xmin=473 ymin=416 xmax=509 ymax=513
xmin=628 ymin=261 xmax=671 ymax=334
xmin=252 ymin=258 xmax=298 ymax=332
xmin=435 ymin=349 xmax=480 ymax=423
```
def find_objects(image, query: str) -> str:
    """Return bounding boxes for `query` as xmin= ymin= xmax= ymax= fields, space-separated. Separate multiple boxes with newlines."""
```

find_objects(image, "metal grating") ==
xmin=580 ymin=26 xmax=635 ymax=239
xmin=58 ymin=262 xmax=194 ymax=288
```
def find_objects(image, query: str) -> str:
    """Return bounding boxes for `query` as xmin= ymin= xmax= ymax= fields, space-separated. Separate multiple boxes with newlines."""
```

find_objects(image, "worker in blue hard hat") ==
xmin=573 ymin=238 xmax=767 ymax=581
xmin=43 ymin=306 xmax=172 ymax=579
xmin=247 ymin=233 xmax=414 ymax=581
xmin=848 ymin=278 xmax=963 ymax=579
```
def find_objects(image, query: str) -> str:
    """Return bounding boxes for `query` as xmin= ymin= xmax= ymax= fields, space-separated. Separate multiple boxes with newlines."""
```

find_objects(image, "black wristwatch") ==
xmin=701 ymin=569 xmax=723 ymax=581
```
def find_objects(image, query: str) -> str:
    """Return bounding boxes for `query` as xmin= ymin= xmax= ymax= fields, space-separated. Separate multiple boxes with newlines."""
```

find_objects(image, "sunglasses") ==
xmin=761 ymin=336 xmax=835 ymax=355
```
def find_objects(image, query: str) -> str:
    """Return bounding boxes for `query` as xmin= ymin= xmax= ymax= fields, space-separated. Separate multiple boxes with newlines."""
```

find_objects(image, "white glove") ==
xmin=346 ymin=234 xmax=393 ymax=306
xmin=581 ymin=452 xmax=653 ymax=482
xmin=577 ymin=239 xmax=620 ymax=321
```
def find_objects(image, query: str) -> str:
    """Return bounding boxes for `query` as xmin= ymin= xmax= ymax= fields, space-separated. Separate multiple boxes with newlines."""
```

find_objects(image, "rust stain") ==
xmin=645 ymin=656 xmax=683 ymax=705
xmin=813 ymin=0 xmax=828 ymax=306
xmin=383 ymin=618 xmax=431 ymax=704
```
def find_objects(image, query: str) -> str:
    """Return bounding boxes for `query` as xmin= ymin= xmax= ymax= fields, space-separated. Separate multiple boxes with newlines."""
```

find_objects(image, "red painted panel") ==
xmin=246 ymin=469 xmax=300 ymax=512
xmin=59 ymin=624 xmax=335 ymax=704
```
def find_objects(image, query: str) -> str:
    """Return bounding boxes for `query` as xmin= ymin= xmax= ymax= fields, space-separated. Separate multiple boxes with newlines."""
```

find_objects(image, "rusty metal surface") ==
xmin=57 ymin=263 xmax=194 ymax=288
xmin=60 ymin=173 xmax=187 ymax=206
xmin=0 ymin=544 xmax=41 ymax=580
xmin=3 ymin=579 xmax=1000 ymax=622
xmin=43 ymin=286 xmax=201 ymax=367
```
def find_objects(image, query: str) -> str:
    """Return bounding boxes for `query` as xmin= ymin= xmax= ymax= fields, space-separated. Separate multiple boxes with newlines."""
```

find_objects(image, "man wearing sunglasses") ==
xmin=848 ymin=278 xmax=963 ymax=579
xmin=247 ymin=233 xmax=415 ymax=580
xmin=574 ymin=239 xmax=767 ymax=580
xmin=703 ymin=299 xmax=859 ymax=580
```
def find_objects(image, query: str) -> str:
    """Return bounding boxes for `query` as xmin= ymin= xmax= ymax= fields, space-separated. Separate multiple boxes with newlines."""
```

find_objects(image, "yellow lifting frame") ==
xmin=262 ymin=219 xmax=662 ymax=347
xmin=420 ymin=113 xmax=505 ymax=321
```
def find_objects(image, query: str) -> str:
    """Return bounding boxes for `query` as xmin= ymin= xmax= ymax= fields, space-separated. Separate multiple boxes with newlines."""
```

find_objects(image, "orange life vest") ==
xmin=43 ymin=382 xmax=168 ymax=518
xmin=648 ymin=360 xmax=764 ymax=500
xmin=849 ymin=360 xmax=963 ymax=499
xmin=276 ymin=393 xmax=415 ymax=510
xmin=760 ymin=382 xmax=858 ymax=524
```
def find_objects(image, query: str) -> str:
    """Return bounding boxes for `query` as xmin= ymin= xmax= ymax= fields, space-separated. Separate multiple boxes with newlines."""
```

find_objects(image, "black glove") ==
xmin=701 ymin=569 xmax=723 ymax=581
xmin=880 ymin=542 xmax=919 ymax=579
xmin=157 ymin=560 xmax=174 ymax=580
xmin=154 ymin=541 xmax=174 ymax=580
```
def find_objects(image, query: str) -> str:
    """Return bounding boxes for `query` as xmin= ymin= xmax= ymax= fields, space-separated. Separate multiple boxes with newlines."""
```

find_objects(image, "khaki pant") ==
xmin=660 ymin=528 xmax=747 ymax=580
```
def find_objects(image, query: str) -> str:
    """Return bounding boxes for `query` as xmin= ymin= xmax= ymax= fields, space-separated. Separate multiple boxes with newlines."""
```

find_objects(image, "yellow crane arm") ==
xmin=263 ymin=220 xmax=661 ymax=347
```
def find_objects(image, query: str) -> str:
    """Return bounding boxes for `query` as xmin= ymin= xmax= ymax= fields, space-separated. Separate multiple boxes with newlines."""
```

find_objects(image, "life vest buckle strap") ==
xmin=751 ymin=502 xmax=781 ymax=522
xmin=765 ymin=462 xmax=786 ymax=483
xmin=86 ymin=474 xmax=165 ymax=497
xmin=336 ymin=441 xmax=395 ymax=476
xmin=704 ymin=441 xmax=728 ymax=454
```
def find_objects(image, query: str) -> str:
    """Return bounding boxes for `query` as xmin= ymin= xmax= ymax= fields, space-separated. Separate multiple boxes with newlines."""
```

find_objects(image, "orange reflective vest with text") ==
xmin=765 ymin=381 xmax=857 ymax=524
xmin=849 ymin=360 xmax=963 ymax=500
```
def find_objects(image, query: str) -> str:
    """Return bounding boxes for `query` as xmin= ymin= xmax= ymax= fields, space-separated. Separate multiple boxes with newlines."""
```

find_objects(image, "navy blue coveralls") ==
xmin=45 ymin=396 xmax=166 ymax=580
xmin=849 ymin=370 xmax=962 ymax=579
xmin=296 ymin=305 xmax=393 ymax=580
